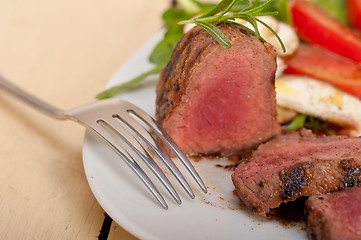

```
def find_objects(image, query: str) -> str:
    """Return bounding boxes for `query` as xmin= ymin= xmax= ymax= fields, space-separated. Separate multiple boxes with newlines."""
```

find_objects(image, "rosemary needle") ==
xmin=178 ymin=0 xmax=285 ymax=51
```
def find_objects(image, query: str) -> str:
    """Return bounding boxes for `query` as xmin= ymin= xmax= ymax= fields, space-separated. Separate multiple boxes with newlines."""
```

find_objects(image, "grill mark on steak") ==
xmin=231 ymin=129 xmax=361 ymax=216
xmin=162 ymin=60 xmax=176 ymax=86
xmin=173 ymin=81 xmax=180 ymax=91
xmin=184 ymin=44 xmax=209 ymax=76
xmin=281 ymin=165 xmax=307 ymax=200
xmin=179 ymin=42 xmax=191 ymax=72
xmin=178 ymin=41 xmax=211 ymax=86
xmin=157 ymin=27 xmax=214 ymax=120
xmin=340 ymin=159 xmax=361 ymax=188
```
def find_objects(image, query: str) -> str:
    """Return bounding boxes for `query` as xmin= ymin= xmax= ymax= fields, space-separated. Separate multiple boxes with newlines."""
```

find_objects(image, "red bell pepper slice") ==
xmin=284 ymin=43 xmax=361 ymax=99
xmin=348 ymin=0 xmax=361 ymax=31
xmin=290 ymin=0 xmax=361 ymax=63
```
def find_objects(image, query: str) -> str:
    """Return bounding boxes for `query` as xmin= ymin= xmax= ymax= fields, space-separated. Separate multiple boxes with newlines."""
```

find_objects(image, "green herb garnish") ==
xmin=287 ymin=114 xmax=307 ymax=131
xmin=97 ymin=0 xmax=286 ymax=99
xmin=287 ymin=114 xmax=337 ymax=135
xmin=96 ymin=66 xmax=164 ymax=99
xmin=178 ymin=0 xmax=285 ymax=50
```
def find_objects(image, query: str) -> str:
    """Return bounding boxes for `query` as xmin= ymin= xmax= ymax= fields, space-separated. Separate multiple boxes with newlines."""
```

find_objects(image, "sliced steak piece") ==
xmin=305 ymin=187 xmax=361 ymax=240
xmin=156 ymin=23 xmax=279 ymax=156
xmin=231 ymin=129 xmax=361 ymax=216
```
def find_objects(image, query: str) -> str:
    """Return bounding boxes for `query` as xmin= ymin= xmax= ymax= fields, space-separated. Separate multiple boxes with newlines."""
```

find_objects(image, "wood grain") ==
xmin=0 ymin=0 xmax=168 ymax=239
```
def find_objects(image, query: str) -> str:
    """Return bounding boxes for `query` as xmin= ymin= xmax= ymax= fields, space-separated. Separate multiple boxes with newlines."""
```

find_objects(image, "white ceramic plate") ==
xmin=82 ymin=31 xmax=307 ymax=240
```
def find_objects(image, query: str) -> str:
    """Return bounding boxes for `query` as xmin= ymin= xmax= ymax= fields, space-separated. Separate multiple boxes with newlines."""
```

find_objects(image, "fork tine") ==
xmin=115 ymin=112 xmax=196 ymax=199
xmin=123 ymin=104 xmax=208 ymax=194
xmin=89 ymin=123 xmax=169 ymax=209
xmin=0 ymin=76 xmax=207 ymax=209
xmin=157 ymin=130 xmax=208 ymax=194
xmin=100 ymin=117 xmax=182 ymax=204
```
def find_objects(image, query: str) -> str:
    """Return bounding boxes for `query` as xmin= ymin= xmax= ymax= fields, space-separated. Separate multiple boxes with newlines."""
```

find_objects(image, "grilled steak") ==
xmin=231 ymin=129 xmax=361 ymax=216
xmin=156 ymin=23 xmax=279 ymax=156
xmin=305 ymin=187 xmax=361 ymax=240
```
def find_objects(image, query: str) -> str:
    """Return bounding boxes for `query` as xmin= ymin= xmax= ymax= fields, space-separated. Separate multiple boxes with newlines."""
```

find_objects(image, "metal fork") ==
xmin=0 ymin=75 xmax=207 ymax=209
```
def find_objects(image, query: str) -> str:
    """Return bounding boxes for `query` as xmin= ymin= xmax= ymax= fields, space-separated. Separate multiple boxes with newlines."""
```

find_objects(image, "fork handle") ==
xmin=0 ymin=75 xmax=67 ymax=120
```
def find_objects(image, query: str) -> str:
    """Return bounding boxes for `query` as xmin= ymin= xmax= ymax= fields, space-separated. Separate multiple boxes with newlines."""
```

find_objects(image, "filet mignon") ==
xmin=156 ymin=23 xmax=279 ymax=156
xmin=305 ymin=187 xmax=361 ymax=240
xmin=231 ymin=129 xmax=361 ymax=216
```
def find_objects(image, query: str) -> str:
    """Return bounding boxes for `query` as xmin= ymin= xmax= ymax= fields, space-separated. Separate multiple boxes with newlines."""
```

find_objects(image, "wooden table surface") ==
xmin=0 ymin=0 xmax=168 ymax=239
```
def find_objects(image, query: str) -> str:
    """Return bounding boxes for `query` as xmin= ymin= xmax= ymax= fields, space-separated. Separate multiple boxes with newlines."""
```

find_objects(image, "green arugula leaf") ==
xmin=273 ymin=0 xmax=292 ymax=23
xmin=287 ymin=114 xmax=337 ymax=135
xmin=190 ymin=0 xmax=216 ymax=10
xmin=149 ymin=27 xmax=183 ymax=66
xmin=287 ymin=114 xmax=307 ymax=131
xmin=96 ymin=66 xmax=164 ymax=99
xmin=149 ymin=7 xmax=190 ymax=66
xmin=162 ymin=7 xmax=188 ymax=25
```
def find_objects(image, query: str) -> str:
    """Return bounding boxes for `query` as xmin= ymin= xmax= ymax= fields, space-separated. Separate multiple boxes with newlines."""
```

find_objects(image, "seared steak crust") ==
xmin=156 ymin=23 xmax=279 ymax=156
xmin=305 ymin=187 xmax=361 ymax=240
xmin=231 ymin=129 xmax=361 ymax=216
xmin=156 ymin=25 xmax=213 ymax=121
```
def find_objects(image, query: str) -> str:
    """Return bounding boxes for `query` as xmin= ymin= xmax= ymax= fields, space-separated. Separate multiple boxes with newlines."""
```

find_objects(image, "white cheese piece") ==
xmin=276 ymin=75 xmax=361 ymax=137
xmin=267 ymin=22 xmax=299 ymax=57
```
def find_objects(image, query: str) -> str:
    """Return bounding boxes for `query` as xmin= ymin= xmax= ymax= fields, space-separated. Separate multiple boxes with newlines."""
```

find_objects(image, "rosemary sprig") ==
xmin=178 ymin=0 xmax=285 ymax=51
xmin=96 ymin=0 xmax=286 ymax=99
